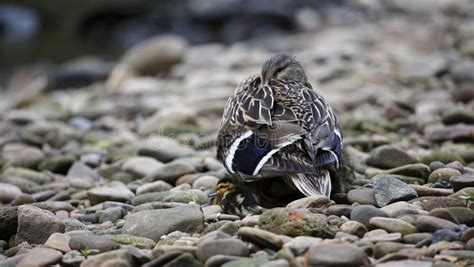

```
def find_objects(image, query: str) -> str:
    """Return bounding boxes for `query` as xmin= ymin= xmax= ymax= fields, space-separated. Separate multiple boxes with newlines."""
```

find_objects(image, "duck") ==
xmin=216 ymin=54 xmax=342 ymax=198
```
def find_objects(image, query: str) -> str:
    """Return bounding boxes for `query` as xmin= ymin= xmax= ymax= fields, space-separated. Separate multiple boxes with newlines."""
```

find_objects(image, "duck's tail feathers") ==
xmin=290 ymin=171 xmax=331 ymax=197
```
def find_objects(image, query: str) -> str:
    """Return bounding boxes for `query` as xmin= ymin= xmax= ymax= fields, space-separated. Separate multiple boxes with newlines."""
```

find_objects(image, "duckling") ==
xmin=216 ymin=54 xmax=342 ymax=197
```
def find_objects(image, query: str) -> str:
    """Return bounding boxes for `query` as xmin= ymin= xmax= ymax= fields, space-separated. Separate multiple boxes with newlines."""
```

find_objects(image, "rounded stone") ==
xmin=307 ymin=243 xmax=369 ymax=266
xmin=350 ymin=205 xmax=389 ymax=227
xmin=340 ymin=221 xmax=368 ymax=238
xmin=347 ymin=188 xmax=377 ymax=206
xmin=427 ymin=168 xmax=462 ymax=184
xmin=369 ymin=217 xmax=418 ymax=235
xmin=196 ymin=238 xmax=249 ymax=262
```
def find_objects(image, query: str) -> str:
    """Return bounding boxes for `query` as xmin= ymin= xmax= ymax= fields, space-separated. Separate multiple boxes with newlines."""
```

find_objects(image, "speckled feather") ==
xmin=216 ymin=54 xmax=342 ymax=197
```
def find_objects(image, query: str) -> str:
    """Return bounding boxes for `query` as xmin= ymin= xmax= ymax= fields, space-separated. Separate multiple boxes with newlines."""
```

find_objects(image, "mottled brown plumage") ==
xmin=216 ymin=54 xmax=342 ymax=197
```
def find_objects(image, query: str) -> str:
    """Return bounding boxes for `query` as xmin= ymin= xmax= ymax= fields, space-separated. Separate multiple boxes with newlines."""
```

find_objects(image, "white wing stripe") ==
xmin=225 ymin=131 xmax=253 ymax=174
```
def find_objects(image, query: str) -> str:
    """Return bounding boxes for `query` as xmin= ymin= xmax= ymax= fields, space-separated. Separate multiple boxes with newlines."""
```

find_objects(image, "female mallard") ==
xmin=216 ymin=54 xmax=342 ymax=197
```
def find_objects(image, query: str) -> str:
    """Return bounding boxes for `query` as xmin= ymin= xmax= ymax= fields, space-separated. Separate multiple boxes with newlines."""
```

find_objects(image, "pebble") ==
xmin=366 ymin=145 xmax=418 ymax=169
xmin=44 ymin=233 xmax=71 ymax=252
xmin=450 ymin=174 xmax=474 ymax=191
xmin=16 ymin=205 xmax=65 ymax=245
xmin=283 ymin=236 xmax=322 ymax=255
xmin=2 ymin=143 xmax=45 ymax=169
xmin=237 ymin=227 xmax=285 ymax=251
xmin=286 ymin=195 xmax=334 ymax=210
xmin=351 ymin=205 xmax=389 ymax=227
xmin=369 ymin=217 xmax=418 ymax=235
xmin=122 ymin=204 xmax=204 ymax=241
xmin=306 ymin=242 xmax=369 ymax=266
xmin=362 ymin=229 xmax=402 ymax=243
xmin=99 ymin=206 xmax=125 ymax=223
xmin=258 ymin=208 xmax=337 ymax=238
xmin=80 ymin=248 xmax=137 ymax=267
xmin=340 ymin=221 xmax=368 ymax=237
xmin=0 ymin=182 xmax=23 ymax=203
xmin=429 ymin=207 xmax=474 ymax=226
xmin=414 ymin=215 xmax=458 ymax=232
xmin=122 ymin=156 xmax=164 ymax=178
xmin=427 ymin=168 xmax=462 ymax=184
xmin=196 ymin=238 xmax=249 ymax=262
xmin=87 ymin=182 xmax=135 ymax=205
xmin=17 ymin=246 xmax=62 ymax=267
xmin=373 ymin=175 xmax=418 ymax=207
xmin=347 ymin=188 xmax=377 ymax=205
xmin=68 ymin=233 xmax=120 ymax=252
xmin=144 ymin=162 xmax=196 ymax=184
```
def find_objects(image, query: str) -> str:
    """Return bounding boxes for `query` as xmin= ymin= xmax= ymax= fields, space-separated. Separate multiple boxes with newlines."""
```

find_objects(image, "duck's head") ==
xmin=261 ymin=54 xmax=307 ymax=84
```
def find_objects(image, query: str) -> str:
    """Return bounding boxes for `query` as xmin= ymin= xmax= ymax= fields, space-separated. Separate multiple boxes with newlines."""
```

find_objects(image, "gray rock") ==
xmin=369 ymin=217 xmax=417 ymax=235
xmin=351 ymin=205 xmax=389 ymax=227
xmin=99 ymin=207 xmax=125 ymax=223
xmin=286 ymin=195 xmax=334 ymax=210
xmin=222 ymin=256 xmax=269 ymax=267
xmin=259 ymin=208 xmax=337 ymax=238
xmin=3 ymin=167 xmax=53 ymax=185
xmin=44 ymin=233 xmax=71 ymax=253
xmin=11 ymin=193 xmax=36 ymax=206
xmin=16 ymin=205 xmax=65 ymax=245
xmin=373 ymin=242 xmax=414 ymax=259
xmin=0 ymin=183 xmax=22 ymax=203
xmin=0 ymin=207 xmax=18 ymax=241
xmin=362 ymin=229 xmax=402 ymax=243
xmin=122 ymin=204 xmax=204 ymax=241
xmin=68 ymin=233 xmax=120 ymax=252
xmin=162 ymin=190 xmax=208 ymax=205
xmin=307 ymin=243 xmax=369 ymax=266
xmin=366 ymin=145 xmax=417 ymax=169
xmin=144 ymin=162 xmax=196 ymax=184
xmin=87 ymin=182 xmax=135 ymax=205
xmin=283 ymin=236 xmax=322 ymax=255
xmin=373 ymin=175 xmax=418 ymax=207
xmin=122 ymin=156 xmax=164 ymax=178
xmin=380 ymin=201 xmax=424 ymax=217
xmin=131 ymin=191 xmax=173 ymax=205
xmin=450 ymin=174 xmax=474 ymax=192
xmin=192 ymin=175 xmax=219 ymax=191
xmin=136 ymin=180 xmax=173 ymax=195
xmin=17 ymin=246 xmax=62 ymax=267
xmin=138 ymin=137 xmax=195 ymax=162
xmin=237 ymin=227 xmax=285 ymax=251
xmin=39 ymin=154 xmax=76 ymax=174
xmin=376 ymin=259 xmax=433 ymax=267
xmin=439 ymin=250 xmax=474 ymax=261
xmin=429 ymin=207 xmax=474 ymax=226
xmin=196 ymin=238 xmax=249 ymax=262
xmin=403 ymin=233 xmax=433 ymax=244
xmin=106 ymin=234 xmax=156 ymax=249
xmin=347 ymin=188 xmax=377 ymax=205
xmin=162 ymin=252 xmax=201 ymax=267
xmin=427 ymin=168 xmax=462 ymax=183
xmin=62 ymin=250 xmax=86 ymax=266
xmin=2 ymin=143 xmax=44 ymax=169
xmin=415 ymin=215 xmax=457 ymax=232
xmin=0 ymin=254 xmax=26 ymax=267
xmin=261 ymin=259 xmax=290 ymax=267
xmin=340 ymin=221 xmax=368 ymax=237
xmin=67 ymin=161 xmax=100 ymax=181
xmin=80 ymin=248 xmax=136 ymax=267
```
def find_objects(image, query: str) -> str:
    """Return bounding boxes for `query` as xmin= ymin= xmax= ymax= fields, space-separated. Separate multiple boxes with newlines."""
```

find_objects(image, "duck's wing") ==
xmin=220 ymin=75 xmax=274 ymax=129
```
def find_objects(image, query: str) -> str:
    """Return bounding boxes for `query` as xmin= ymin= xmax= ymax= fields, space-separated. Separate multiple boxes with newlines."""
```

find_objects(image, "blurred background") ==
xmin=0 ymin=0 xmax=473 ymax=174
